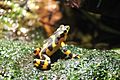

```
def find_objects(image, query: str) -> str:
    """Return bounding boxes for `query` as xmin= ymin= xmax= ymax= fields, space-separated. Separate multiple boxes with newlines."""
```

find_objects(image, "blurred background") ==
xmin=0 ymin=0 xmax=120 ymax=49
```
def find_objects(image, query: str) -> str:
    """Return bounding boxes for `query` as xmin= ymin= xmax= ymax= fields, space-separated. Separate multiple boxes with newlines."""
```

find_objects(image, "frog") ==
xmin=33 ymin=25 xmax=80 ymax=70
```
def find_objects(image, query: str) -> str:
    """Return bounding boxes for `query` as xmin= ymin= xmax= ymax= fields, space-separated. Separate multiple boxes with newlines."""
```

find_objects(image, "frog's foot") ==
xmin=61 ymin=42 xmax=80 ymax=59
xmin=71 ymin=54 xmax=80 ymax=59
xmin=33 ymin=48 xmax=41 ymax=59
xmin=62 ymin=48 xmax=80 ymax=59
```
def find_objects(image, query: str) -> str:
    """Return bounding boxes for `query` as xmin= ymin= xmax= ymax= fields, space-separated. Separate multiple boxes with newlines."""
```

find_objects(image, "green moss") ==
xmin=0 ymin=39 xmax=120 ymax=80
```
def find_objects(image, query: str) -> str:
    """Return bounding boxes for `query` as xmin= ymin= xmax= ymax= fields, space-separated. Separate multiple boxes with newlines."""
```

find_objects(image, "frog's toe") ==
xmin=33 ymin=48 xmax=41 ymax=56
xmin=74 ymin=54 xmax=80 ymax=59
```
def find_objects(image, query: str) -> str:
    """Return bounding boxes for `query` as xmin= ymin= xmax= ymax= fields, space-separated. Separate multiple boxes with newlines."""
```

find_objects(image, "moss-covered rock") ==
xmin=0 ymin=39 xmax=120 ymax=80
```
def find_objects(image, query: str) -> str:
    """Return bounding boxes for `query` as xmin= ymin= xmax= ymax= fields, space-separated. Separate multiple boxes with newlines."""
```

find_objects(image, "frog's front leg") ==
xmin=61 ymin=42 xmax=80 ymax=59
xmin=33 ymin=54 xmax=51 ymax=70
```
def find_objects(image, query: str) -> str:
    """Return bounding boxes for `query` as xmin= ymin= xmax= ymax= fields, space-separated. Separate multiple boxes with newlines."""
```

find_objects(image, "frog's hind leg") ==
xmin=33 ymin=48 xmax=41 ymax=59
xmin=61 ymin=42 xmax=80 ymax=59
xmin=33 ymin=54 xmax=51 ymax=70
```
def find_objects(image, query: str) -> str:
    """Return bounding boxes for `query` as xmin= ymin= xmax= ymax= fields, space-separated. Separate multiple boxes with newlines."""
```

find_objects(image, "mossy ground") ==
xmin=0 ymin=39 xmax=120 ymax=80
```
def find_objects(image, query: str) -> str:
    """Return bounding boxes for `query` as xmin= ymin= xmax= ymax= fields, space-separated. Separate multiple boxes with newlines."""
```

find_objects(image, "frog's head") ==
xmin=55 ymin=25 xmax=70 ymax=41
xmin=57 ymin=25 xmax=70 ymax=34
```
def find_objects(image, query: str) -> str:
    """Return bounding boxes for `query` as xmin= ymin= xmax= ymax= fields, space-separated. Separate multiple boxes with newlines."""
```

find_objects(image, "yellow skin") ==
xmin=33 ymin=25 xmax=80 ymax=70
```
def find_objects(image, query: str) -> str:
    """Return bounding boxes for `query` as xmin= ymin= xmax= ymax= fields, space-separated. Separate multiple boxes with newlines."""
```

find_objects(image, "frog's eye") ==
xmin=56 ymin=25 xmax=64 ymax=31
xmin=66 ymin=26 xmax=70 ymax=30
xmin=67 ymin=27 xmax=69 ymax=30
xmin=59 ymin=25 xmax=64 ymax=29
xmin=60 ymin=25 xmax=64 ymax=28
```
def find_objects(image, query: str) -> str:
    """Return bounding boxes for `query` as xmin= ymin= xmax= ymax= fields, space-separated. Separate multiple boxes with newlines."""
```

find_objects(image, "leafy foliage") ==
xmin=0 ymin=39 xmax=119 ymax=79
xmin=0 ymin=0 xmax=41 ymax=40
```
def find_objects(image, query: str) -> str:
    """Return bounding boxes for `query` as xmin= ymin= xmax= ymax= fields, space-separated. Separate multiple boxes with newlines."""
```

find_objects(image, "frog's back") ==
xmin=40 ymin=25 xmax=70 ymax=57
xmin=41 ymin=36 xmax=60 ymax=57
